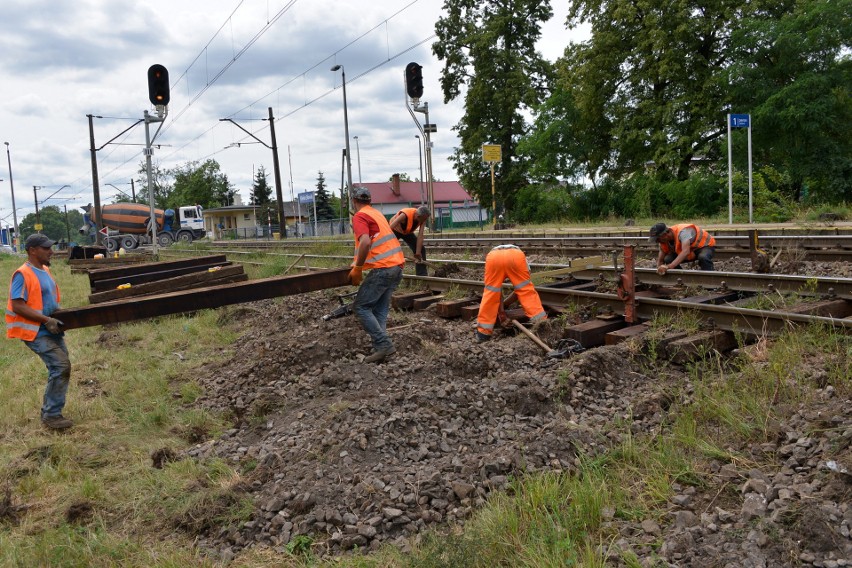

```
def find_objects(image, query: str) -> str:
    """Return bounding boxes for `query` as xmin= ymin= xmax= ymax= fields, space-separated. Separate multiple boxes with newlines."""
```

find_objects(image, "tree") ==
xmin=136 ymin=160 xmax=173 ymax=208
xmin=314 ymin=172 xmax=335 ymax=220
xmin=17 ymin=206 xmax=81 ymax=244
xmin=250 ymin=165 xmax=273 ymax=206
xmin=433 ymin=0 xmax=554 ymax=213
xmin=726 ymin=0 xmax=852 ymax=202
xmin=169 ymin=159 xmax=236 ymax=210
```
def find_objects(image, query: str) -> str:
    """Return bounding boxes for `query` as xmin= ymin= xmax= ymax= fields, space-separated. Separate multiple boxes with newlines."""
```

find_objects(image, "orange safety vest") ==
xmin=354 ymin=206 xmax=405 ymax=269
xmin=393 ymin=208 xmax=419 ymax=235
xmin=659 ymin=224 xmax=716 ymax=261
xmin=6 ymin=263 xmax=60 ymax=341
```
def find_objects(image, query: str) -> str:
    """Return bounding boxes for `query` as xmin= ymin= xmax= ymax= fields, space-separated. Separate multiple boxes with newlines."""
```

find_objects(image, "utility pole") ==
xmin=219 ymin=106 xmax=286 ymax=238
xmin=33 ymin=186 xmax=42 ymax=232
xmin=87 ymin=114 xmax=104 ymax=242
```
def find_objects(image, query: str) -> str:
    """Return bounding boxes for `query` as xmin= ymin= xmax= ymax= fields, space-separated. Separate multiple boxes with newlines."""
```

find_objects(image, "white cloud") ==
xmin=0 ymin=0 xmax=582 ymax=221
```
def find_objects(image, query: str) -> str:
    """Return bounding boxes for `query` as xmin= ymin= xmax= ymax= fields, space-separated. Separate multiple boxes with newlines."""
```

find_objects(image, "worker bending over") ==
xmin=649 ymin=222 xmax=716 ymax=274
xmin=476 ymin=245 xmax=547 ymax=342
xmin=388 ymin=206 xmax=430 ymax=276
xmin=348 ymin=187 xmax=405 ymax=363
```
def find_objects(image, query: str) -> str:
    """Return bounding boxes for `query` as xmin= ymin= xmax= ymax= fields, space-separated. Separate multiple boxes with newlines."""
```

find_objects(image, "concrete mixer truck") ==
xmin=80 ymin=203 xmax=206 ymax=252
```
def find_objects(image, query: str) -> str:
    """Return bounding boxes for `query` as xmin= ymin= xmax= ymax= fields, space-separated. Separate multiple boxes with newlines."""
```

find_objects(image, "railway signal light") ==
xmin=147 ymin=64 xmax=170 ymax=106
xmin=405 ymin=62 xmax=423 ymax=100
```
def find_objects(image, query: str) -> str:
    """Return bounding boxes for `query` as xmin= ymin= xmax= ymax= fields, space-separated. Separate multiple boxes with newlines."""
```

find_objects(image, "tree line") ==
xmin=434 ymin=0 xmax=850 ymax=223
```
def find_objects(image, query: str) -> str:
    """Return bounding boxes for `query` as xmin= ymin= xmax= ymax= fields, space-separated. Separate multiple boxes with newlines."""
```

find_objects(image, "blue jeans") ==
xmin=25 ymin=334 xmax=72 ymax=419
xmin=354 ymin=265 xmax=403 ymax=351
xmin=664 ymin=246 xmax=715 ymax=271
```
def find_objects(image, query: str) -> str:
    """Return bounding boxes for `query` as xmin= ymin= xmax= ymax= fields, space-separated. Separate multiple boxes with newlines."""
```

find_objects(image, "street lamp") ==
xmin=4 ymin=142 xmax=19 ymax=251
xmin=353 ymin=135 xmax=362 ymax=184
xmin=104 ymin=183 xmax=134 ymax=202
xmin=415 ymin=135 xmax=425 ymax=205
xmin=330 ymin=65 xmax=354 ymax=200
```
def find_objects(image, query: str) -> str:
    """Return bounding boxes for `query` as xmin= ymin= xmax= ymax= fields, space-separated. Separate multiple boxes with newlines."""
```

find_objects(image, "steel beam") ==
xmin=401 ymin=275 xmax=852 ymax=333
xmin=55 ymin=268 xmax=351 ymax=329
xmin=570 ymin=267 xmax=852 ymax=300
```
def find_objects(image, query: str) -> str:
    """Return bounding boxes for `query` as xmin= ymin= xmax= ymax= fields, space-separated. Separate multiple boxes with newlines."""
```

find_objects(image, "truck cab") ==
xmin=171 ymin=205 xmax=205 ymax=238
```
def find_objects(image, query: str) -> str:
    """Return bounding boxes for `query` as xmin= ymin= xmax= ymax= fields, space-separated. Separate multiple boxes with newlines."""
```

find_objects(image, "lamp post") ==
xmin=4 ymin=142 xmax=19 ymax=250
xmin=353 ymin=135 xmax=362 ymax=184
xmin=104 ymin=183 xmax=134 ymax=202
xmin=415 ymin=135 xmax=425 ymax=205
xmin=330 ymin=65 xmax=354 ymax=201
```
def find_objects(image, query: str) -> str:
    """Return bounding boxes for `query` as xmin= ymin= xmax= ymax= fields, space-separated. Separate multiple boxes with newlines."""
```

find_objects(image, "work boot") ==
xmin=42 ymin=415 xmax=73 ymax=430
xmin=475 ymin=331 xmax=491 ymax=343
xmin=364 ymin=346 xmax=396 ymax=364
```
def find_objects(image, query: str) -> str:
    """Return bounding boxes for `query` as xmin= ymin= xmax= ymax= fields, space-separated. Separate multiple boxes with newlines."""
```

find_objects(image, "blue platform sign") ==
xmin=298 ymin=191 xmax=315 ymax=204
xmin=730 ymin=114 xmax=750 ymax=128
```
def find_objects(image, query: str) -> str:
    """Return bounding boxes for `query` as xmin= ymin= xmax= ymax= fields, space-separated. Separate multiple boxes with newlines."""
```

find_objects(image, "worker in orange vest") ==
xmin=388 ymin=206 xmax=430 ymax=276
xmin=475 ymin=245 xmax=547 ymax=342
xmin=348 ymin=187 xmax=406 ymax=363
xmin=5 ymin=234 xmax=73 ymax=430
xmin=649 ymin=222 xmax=716 ymax=273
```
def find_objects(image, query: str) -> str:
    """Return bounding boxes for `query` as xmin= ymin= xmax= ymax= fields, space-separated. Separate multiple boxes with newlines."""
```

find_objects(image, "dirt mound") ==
xmin=180 ymin=290 xmax=851 ymax=566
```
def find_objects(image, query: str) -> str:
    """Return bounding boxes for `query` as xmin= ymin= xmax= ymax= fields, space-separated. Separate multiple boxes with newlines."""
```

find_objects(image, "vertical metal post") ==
xmin=422 ymin=103 xmax=435 ymax=230
xmin=63 ymin=204 xmax=71 ymax=242
xmin=88 ymin=114 xmax=104 ymax=241
xmin=747 ymin=120 xmax=753 ymax=224
xmin=622 ymin=244 xmax=636 ymax=324
xmin=416 ymin=134 xmax=425 ymax=205
xmin=267 ymin=107 xmax=287 ymax=239
xmin=490 ymin=163 xmax=497 ymax=230
xmin=144 ymin=110 xmax=158 ymax=256
xmin=4 ymin=142 xmax=19 ymax=251
xmin=289 ymin=145 xmax=301 ymax=235
xmin=33 ymin=186 xmax=41 ymax=232
xmin=354 ymin=135 xmax=362 ymax=184
xmin=130 ymin=179 xmax=136 ymax=202
xmin=726 ymin=113 xmax=733 ymax=225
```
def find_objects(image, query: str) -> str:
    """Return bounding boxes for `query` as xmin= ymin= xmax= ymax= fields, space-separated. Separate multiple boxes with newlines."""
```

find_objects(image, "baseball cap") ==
xmin=24 ymin=234 xmax=56 ymax=250
xmin=352 ymin=186 xmax=371 ymax=202
xmin=648 ymin=223 xmax=668 ymax=243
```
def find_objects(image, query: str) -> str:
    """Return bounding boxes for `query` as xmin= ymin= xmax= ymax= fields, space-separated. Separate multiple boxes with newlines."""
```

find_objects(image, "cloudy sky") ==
xmin=0 ymin=0 xmax=584 ymax=224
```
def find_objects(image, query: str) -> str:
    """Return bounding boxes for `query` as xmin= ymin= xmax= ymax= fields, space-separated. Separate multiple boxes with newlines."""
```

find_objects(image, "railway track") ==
xmin=192 ymin=234 xmax=852 ymax=261
xmin=158 ymin=247 xmax=852 ymax=334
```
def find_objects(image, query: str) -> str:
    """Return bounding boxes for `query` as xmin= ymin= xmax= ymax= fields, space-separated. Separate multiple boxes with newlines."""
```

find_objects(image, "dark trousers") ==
xmin=664 ymin=246 xmax=715 ymax=271
xmin=393 ymin=231 xmax=428 ymax=276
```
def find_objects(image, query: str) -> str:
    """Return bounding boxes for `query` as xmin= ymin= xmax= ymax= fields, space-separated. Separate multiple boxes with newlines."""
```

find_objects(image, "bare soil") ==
xmin=176 ymin=258 xmax=851 ymax=566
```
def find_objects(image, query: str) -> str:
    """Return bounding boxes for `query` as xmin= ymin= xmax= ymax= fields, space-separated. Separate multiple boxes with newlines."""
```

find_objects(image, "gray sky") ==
xmin=0 ymin=0 xmax=584 ymax=223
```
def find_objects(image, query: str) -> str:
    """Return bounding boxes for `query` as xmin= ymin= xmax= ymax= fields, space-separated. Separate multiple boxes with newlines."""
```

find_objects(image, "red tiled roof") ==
xmin=359 ymin=181 xmax=476 ymax=206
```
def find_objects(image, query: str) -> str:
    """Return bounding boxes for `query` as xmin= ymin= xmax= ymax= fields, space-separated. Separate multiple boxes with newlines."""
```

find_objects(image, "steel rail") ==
xmin=402 ymin=275 xmax=852 ymax=334
xmin=570 ymin=267 xmax=852 ymax=300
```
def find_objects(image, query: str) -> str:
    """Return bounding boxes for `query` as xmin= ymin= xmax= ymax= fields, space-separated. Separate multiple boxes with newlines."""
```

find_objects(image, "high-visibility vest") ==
xmin=659 ymin=224 xmax=716 ymax=259
xmin=394 ymin=208 xmax=419 ymax=235
xmin=354 ymin=206 xmax=405 ymax=269
xmin=6 ymin=263 xmax=60 ymax=341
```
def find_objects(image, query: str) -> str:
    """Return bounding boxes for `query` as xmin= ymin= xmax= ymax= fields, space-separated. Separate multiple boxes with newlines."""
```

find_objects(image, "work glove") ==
xmin=657 ymin=265 xmax=668 ymax=276
xmin=349 ymin=266 xmax=363 ymax=286
xmin=45 ymin=318 xmax=64 ymax=334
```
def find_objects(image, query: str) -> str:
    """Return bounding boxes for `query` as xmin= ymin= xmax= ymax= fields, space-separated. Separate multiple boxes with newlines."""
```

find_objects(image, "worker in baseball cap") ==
xmin=6 ymin=233 xmax=74 ymax=429
xmin=348 ymin=187 xmax=406 ymax=363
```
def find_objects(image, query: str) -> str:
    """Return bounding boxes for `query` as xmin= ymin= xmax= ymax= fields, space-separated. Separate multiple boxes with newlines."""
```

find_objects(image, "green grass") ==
xmin=0 ymin=250 xmax=848 ymax=567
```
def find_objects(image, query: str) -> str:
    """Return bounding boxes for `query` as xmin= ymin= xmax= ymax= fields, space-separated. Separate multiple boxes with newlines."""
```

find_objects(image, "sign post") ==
xmin=298 ymin=191 xmax=317 ymax=237
xmin=727 ymin=113 xmax=753 ymax=224
xmin=482 ymin=144 xmax=501 ymax=230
